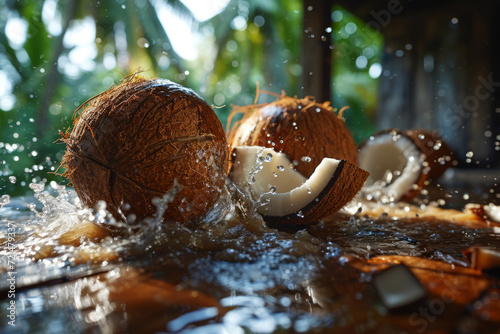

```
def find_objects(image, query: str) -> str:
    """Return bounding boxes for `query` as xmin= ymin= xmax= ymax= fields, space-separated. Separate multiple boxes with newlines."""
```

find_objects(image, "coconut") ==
xmin=227 ymin=96 xmax=358 ymax=178
xmin=229 ymin=146 xmax=369 ymax=225
xmin=62 ymin=76 xmax=228 ymax=224
xmin=358 ymin=129 xmax=454 ymax=203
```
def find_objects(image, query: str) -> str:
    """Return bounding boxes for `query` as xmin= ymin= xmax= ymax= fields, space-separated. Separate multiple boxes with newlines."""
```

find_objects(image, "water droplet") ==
xmin=296 ymin=135 xmax=304 ymax=142
xmin=301 ymin=156 xmax=311 ymax=162
xmin=277 ymin=165 xmax=285 ymax=171
xmin=466 ymin=151 xmax=474 ymax=158
xmin=29 ymin=182 xmax=44 ymax=193
xmin=9 ymin=176 xmax=16 ymax=184
xmin=0 ymin=194 xmax=10 ymax=208
xmin=265 ymin=153 xmax=273 ymax=162
xmin=273 ymin=172 xmax=278 ymax=177
xmin=269 ymin=186 xmax=276 ymax=193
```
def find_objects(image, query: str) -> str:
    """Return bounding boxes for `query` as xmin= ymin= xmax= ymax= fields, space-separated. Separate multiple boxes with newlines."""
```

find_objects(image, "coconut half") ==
xmin=358 ymin=130 xmax=426 ymax=203
xmin=230 ymin=146 xmax=369 ymax=225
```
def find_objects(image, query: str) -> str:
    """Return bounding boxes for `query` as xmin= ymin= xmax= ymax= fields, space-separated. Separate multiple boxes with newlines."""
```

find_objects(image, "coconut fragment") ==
xmin=484 ymin=203 xmax=500 ymax=222
xmin=464 ymin=247 xmax=500 ymax=271
xmin=465 ymin=203 xmax=500 ymax=224
xmin=230 ymin=146 xmax=369 ymax=225
xmin=373 ymin=264 xmax=427 ymax=310
xmin=358 ymin=130 xmax=425 ymax=203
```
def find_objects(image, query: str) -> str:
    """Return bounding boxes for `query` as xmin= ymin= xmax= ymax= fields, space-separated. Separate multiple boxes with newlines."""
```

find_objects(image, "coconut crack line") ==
xmin=65 ymin=147 xmax=174 ymax=195
xmin=116 ymin=133 xmax=217 ymax=170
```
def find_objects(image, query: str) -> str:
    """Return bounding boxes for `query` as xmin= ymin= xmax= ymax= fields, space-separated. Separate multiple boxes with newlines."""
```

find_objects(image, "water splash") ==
xmin=0 ymin=194 xmax=9 ymax=209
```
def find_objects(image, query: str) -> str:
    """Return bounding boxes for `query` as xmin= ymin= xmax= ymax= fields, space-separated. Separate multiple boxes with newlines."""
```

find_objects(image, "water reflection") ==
xmin=0 ymin=178 xmax=499 ymax=333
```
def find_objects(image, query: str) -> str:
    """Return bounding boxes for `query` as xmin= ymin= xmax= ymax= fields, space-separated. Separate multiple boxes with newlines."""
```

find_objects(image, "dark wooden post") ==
xmin=301 ymin=0 xmax=333 ymax=102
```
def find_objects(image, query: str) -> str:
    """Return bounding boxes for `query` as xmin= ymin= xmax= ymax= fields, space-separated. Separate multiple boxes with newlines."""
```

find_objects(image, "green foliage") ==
xmin=331 ymin=6 xmax=382 ymax=143
xmin=205 ymin=0 xmax=302 ymax=127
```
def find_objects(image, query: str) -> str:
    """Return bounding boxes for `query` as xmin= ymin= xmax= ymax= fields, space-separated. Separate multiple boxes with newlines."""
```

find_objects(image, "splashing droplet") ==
xmin=0 ymin=194 xmax=10 ymax=209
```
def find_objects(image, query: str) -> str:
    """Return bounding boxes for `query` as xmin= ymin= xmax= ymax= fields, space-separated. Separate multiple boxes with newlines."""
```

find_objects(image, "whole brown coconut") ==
xmin=63 ymin=76 xmax=228 ymax=224
xmin=227 ymin=96 xmax=358 ymax=178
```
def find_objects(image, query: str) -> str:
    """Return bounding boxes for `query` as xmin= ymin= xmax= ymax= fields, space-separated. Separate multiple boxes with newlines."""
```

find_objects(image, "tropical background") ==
xmin=0 ymin=0 xmax=382 ymax=196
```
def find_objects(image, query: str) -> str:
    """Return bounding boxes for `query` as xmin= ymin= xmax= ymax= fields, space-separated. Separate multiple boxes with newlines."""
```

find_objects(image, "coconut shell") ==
xmin=264 ymin=160 xmax=369 ymax=226
xmin=404 ymin=129 xmax=455 ymax=179
xmin=63 ymin=77 xmax=228 ymax=224
xmin=227 ymin=96 xmax=358 ymax=178
xmin=358 ymin=129 xmax=429 ymax=202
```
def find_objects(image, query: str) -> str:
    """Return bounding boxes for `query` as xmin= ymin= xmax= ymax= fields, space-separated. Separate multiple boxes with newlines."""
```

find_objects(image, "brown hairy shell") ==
xmin=63 ymin=76 xmax=228 ymax=224
xmin=404 ymin=129 xmax=455 ymax=179
xmin=227 ymin=96 xmax=358 ymax=178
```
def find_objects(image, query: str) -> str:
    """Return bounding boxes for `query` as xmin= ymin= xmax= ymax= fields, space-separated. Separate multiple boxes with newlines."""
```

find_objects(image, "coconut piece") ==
xmin=358 ymin=129 xmax=427 ymax=203
xmin=464 ymin=247 xmax=500 ymax=271
xmin=484 ymin=203 xmax=500 ymax=222
xmin=230 ymin=146 xmax=369 ymax=225
xmin=227 ymin=96 xmax=358 ymax=178
xmin=373 ymin=264 xmax=427 ymax=310
xmin=405 ymin=129 xmax=454 ymax=179
xmin=62 ymin=76 xmax=228 ymax=224
xmin=465 ymin=203 xmax=500 ymax=224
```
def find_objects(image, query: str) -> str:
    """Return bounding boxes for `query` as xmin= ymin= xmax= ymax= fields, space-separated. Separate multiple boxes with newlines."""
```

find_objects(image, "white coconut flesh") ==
xmin=484 ymin=203 xmax=500 ymax=222
xmin=359 ymin=133 xmax=424 ymax=202
xmin=230 ymin=146 xmax=340 ymax=217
